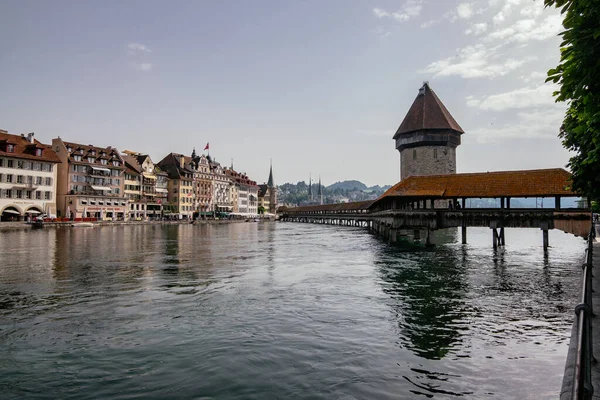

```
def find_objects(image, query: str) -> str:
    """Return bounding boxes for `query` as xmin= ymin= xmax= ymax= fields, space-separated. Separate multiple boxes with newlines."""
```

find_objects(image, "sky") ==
xmin=0 ymin=0 xmax=569 ymax=187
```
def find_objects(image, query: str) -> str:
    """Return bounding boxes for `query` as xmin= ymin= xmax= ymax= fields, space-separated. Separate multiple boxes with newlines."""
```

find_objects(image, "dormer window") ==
xmin=6 ymin=144 xmax=15 ymax=153
xmin=91 ymin=150 xmax=96 ymax=156
xmin=88 ymin=157 xmax=95 ymax=163
xmin=113 ymin=161 xmax=120 ymax=166
xmin=67 ymin=146 xmax=72 ymax=153
xmin=36 ymin=148 xmax=43 ymax=157
xmin=101 ymin=159 xmax=108 ymax=165
xmin=74 ymin=155 xmax=82 ymax=162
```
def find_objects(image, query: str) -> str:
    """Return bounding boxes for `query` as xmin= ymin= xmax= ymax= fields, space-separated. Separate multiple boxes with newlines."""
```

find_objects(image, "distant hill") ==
xmin=327 ymin=180 xmax=367 ymax=191
xmin=278 ymin=180 xmax=392 ymax=207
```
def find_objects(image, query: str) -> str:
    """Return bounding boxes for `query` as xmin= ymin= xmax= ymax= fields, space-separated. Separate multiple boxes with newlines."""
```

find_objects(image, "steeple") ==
xmin=267 ymin=159 xmax=274 ymax=188
xmin=308 ymin=174 xmax=313 ymax=200
xmin=317 ymin=175 xmax=323 ymax=205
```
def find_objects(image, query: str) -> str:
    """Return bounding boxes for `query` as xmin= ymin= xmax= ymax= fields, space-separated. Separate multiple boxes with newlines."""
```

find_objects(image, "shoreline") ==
xmin=0 ymin=219 xmax=273 ymax=232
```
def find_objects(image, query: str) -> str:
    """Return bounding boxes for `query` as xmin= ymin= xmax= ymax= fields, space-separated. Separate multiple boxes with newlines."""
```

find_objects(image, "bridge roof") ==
xmin=283 ymin=200 xmax=374 ymax=213
xmin=375 ymin=168 xmax=576 ymax=202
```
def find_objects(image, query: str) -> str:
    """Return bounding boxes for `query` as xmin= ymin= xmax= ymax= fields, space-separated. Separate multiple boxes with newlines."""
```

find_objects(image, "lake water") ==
xmin=0 ymin=222 xmax=586 ymax=399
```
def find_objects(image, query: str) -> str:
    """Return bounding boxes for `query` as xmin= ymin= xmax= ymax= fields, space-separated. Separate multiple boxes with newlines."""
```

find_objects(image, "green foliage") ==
xmin=546 ymin=0 xmax=600 ymax=201
xmin=257 ymin=206 xmax=265 ymax=214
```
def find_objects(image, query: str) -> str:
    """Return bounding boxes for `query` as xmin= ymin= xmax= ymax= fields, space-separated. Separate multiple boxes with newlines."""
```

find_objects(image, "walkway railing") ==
xmin=572 ymin=220 xmax=595 ymax=399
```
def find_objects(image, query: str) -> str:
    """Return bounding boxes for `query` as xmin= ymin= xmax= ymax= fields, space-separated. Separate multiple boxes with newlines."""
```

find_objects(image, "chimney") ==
xmin=180 ymin=155 xmax=185 ymax=169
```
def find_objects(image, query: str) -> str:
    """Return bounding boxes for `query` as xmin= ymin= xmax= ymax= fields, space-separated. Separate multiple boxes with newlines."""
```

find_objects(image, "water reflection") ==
xmin=376 ymin=242 xmax=469 ymax=360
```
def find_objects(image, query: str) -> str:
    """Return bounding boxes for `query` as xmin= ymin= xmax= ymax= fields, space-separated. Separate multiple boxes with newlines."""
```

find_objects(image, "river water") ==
xmin=0 ymin=222 xmax=586 ymax=399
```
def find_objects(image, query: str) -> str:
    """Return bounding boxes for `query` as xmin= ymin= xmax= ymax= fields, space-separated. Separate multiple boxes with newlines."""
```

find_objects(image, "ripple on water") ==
xmin=0 ymin=224 xmax=585 ymax=399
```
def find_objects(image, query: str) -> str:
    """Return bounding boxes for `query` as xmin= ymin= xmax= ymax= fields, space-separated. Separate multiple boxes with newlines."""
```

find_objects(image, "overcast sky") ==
xmin=0 ymin=0 xmax=568 ymax=187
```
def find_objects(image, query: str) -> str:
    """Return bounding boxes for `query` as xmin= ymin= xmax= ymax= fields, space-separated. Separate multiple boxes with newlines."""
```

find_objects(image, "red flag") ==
xmin=204 ymin=142 xmax=209 ymax=151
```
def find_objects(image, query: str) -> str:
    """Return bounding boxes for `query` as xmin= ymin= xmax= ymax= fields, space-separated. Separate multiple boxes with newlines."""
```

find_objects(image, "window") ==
xmin=16 ymin=175 xmax=23 ymax=184
xmin=6 ymin=175 xmax=13 ymax=183
xmin=45 ymin=177 xmax=52 ymax=186
xmin=16 ymin=190 xmax=22 ymax=199
xmin=45 ymin=191 xmax=51 ymax=200
xmin=74 ymin=155 xmax=82 ymax=162
xmin=113 ymin=161 xmax=120 ymax=166
xmin=5 ymin=189 xmax=12 ymax=198
xmin=34 ymin=162 xmax=41 ymax=171
xmin=434 ymin=148 xmax=438 ymax=159
xmin=36 ymin=176 xmax=42 ymax=185
xmin=413 ymin=149 xmax=417 ymax=160
xmin=111 ymin=169 xmax=120 ymax=176
xmin=43 ymin=163 xmax=51 ymax=172
xmin=7 ymin=144 xmax=15 ymax=153
xmin=101 ymin=159 xmax=107 ymax=165
xmin=7 ymin=159 xmax=13 ymax=168
xmin=35 ymin=148 xmax=43 ymax=156
xmin=16 ymin=161 xmax=23 ymax=169
xmin=91 ymin=150 xmax=96 ymax=156
xmin=87 ymin=157 xmax=95 ymax=163
xmin=27 ymin=176 xmax=33 ymax=185
xmin=35 ymin=191 xmax=41 ymax=200
xmin=25 ymin=191 xmax=32 ymax=199
xmin=0 ymin=158 xmax=3 ymax=167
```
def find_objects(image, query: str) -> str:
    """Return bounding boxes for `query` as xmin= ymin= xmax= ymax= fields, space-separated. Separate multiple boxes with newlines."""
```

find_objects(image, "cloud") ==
xmin=129 ymin=62 xmax=153 ymax=71
xmin=486 ymin=15 xmax=561 ymax=43
xmin=128 ymin=42 xmax=152 ymax=53
xmin=466 ymin=84 xmax=557 ymax=111
xmin=472 ymin=107 xmax=565 ymax=143
xmin=457 ymin=3 xmax=474 ymax=19
xmin=465 ymin=22 xmax=488 ymax=35
xmin=421 ymin=44 xmax=535 ymax=78
xmin=372 ymin=26 xmax=391 ymax=39
xmin=372 ymin=0 xmax=423 ymax=23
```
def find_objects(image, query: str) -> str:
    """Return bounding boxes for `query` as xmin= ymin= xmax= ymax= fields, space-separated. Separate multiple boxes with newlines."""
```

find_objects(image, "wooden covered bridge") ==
xmin=278 ymin=168 xmax=591 ymax=249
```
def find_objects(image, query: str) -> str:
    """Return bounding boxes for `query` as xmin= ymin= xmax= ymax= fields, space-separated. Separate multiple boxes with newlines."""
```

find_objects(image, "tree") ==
xmin=257 ymin=206 xmax=265 ymax=214
xmin=546 ymin=0 xmax=600 ymax=201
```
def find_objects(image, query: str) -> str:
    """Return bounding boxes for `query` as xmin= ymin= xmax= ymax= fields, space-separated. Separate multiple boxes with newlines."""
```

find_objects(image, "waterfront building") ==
xmin=52 ymin=138 xmax=127 ymax=220
xmin=0 ymin=130 xmax=60 ymax=221
xmin=122 ymin=155 xmax=143 ymax=220
xmin=123 ymin=152 xmax=165 ymax=220
xmin=157 ymin=153 xmax=194 ymax=219
xmin=226 ymin=168 xmax=259 ymax=215
xmin=189 ymin=150 xmax=213 ymax=216
xmin=207 ymin=156 xmax=233 ymax=214
xmin=393 ymin=82 xmax=464 ymax=181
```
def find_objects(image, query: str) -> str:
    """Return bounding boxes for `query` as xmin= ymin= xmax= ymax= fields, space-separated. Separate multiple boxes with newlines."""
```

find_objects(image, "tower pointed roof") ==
xmin=393 ymin=82 xmax=464 ymax=140
xmin=267 ymin=160 xmax=274 ymax=187
xmin=308 ymin=174 xmax=312 ymax=198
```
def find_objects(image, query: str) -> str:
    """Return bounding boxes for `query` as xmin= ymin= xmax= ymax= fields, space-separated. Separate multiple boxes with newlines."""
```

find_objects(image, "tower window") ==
xmin=413 ymin=149 xmax=417 ymax=160
xmin=434 ymin=148 xmax=438 ymax=159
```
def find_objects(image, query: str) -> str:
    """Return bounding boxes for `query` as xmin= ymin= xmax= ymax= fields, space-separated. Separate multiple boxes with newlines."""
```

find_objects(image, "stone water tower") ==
xmin=394 ymin=82 xmax=464 ymax=180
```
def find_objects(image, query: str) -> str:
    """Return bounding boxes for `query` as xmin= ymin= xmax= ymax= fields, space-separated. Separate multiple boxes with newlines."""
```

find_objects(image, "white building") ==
xmin=0 ymin=130 xmax=60 ymax=221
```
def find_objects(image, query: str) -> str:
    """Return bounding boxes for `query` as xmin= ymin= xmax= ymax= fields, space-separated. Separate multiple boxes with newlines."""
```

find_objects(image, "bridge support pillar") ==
xmin=541 ymin=222 xmax=550 ymax=250
xmin=461 ymin=223 xmax=467 ymax=244
xmin=426 ymin=229 xmax=436 ymax=247
xmin=490 ymin=221 xmax=505 ymax=249
xmin=413 ymin=229 xmax=421 ymax=243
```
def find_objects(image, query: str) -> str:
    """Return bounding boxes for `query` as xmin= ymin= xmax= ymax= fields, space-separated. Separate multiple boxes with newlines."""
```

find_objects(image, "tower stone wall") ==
xmin=400 ymin=145 xmax=456 ymax=180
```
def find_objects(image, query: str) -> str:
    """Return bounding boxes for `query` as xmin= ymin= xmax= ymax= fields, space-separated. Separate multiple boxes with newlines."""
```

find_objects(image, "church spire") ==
xmin=267 ymin=159 xmax=274 ymax=187
xmin=308 ymin=173 xmax=312 ymax=200
xmin=317 ymin=175 xmax=323 ymax=205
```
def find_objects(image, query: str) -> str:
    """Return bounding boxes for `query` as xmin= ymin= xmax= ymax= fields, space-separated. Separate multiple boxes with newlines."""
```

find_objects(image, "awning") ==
xmin=26 ymin=210 xmax=41 ymax=214
xmin=2 ymin=209 xmax=20 ymax=214
xmin=91 ymin=166 xmax=111 ymax=173
xmin=155 ymin=188 xmax=168 ymax=193
xmin=91 ymin=186 xmax=111 ymax=191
